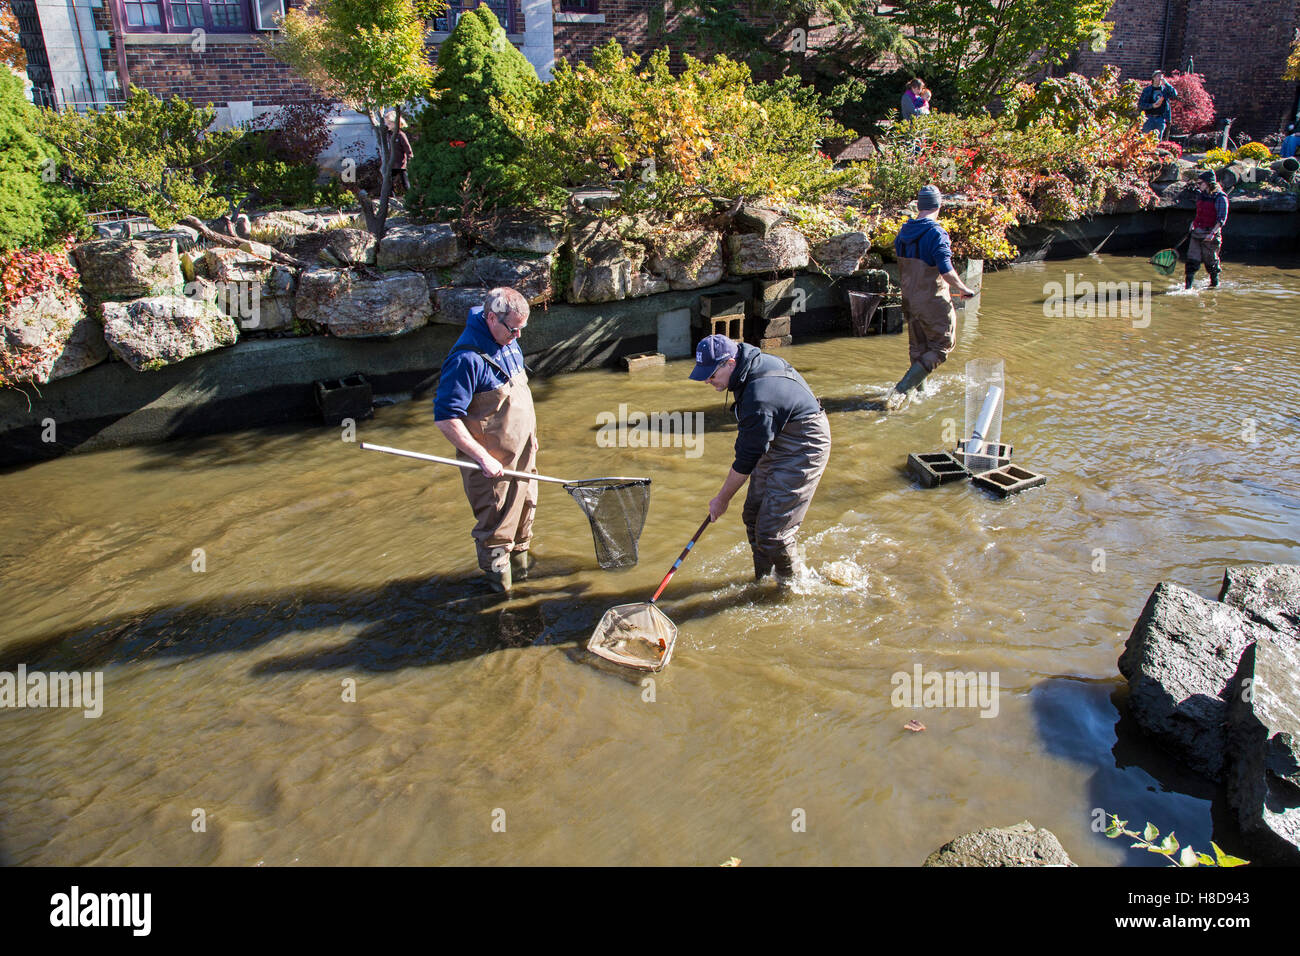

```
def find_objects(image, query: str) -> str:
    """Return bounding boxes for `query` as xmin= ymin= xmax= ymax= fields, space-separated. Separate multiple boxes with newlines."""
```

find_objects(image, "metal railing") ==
xmin=30 ymin=84 xmax=127 ymax=112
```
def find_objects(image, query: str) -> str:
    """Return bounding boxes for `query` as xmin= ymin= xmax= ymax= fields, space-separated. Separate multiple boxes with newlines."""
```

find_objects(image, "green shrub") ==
xmin=214 ymin=129 xmax=344 ymax=208
xmin=39 ymin=85 xmax=242 ymax=227
xmin=406 ymin=5 xmax=540 ymax=217
xmin=497 ymin=40 xmax=862 ymax=218
xmin=0 ymin=71 xmax=89 ymax=250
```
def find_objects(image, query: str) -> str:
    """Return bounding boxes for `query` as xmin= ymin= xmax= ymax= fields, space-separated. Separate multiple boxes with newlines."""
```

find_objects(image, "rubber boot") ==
xmin=510 ymin=549 xmax=534 ymax=581
xmin=773 ymin=548 xmax=798 ymax=585
xmin=752 ymin=550 xmax=775 ymax=581
xmin=894 ymin=360 xmax=929 ymax=395
xmin=1184 ymin=261 xmax=1197 ymax=290
xmin=484 ymin=547 xmax=512 ymax=593
xmin=1207 ymin=264 xmax=1221 ymax=288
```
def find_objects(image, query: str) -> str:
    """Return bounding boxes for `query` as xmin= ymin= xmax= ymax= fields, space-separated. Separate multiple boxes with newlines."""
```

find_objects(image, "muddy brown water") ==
xmin=2 ymin=254 xmax=1298 ymax=866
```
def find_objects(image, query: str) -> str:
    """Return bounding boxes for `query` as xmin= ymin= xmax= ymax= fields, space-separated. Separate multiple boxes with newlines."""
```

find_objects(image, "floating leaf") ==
xmin=904 ymin=719 xmax=926 ymax=732
xmin=1195 ymin=852 xmax=1215 ymax=866
xmin=719 ymin=856 xmax=741 ymax=867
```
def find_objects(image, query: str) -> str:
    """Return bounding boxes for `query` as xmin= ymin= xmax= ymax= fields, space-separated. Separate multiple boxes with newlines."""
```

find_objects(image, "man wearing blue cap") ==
xmin=690 ymin=334 xmax=831 ymax=582
xmin=888 ymin=184 xmax=977 ymax=409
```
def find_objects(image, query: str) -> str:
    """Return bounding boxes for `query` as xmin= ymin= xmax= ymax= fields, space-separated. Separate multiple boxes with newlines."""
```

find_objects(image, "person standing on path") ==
xmin=385 ymin=111 xmax=413 ymax=194
xmin=434 ymin=287 xmax=537 ymax=593
xmin=900 ymin=78 xmax=931 ymax=121
xmin=887 ymin=185 xmax=976 ymax=409
xmin=1186 ymin=170 xmax=1229 ymax=289
xmin=690 ymin=334 xmax=831 ymax=585
xmin=1138 ymin=71 xmax=1179 ymax=139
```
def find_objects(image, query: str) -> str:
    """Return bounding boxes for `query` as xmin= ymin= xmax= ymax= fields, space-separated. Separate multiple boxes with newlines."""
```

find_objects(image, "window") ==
xmin=117 ymin=0 xmax=250 ymax=33
xmin=433 ymin=0 xmax=517 ymax=34
xmin=559 ymin=0 xmax=598 ymax=12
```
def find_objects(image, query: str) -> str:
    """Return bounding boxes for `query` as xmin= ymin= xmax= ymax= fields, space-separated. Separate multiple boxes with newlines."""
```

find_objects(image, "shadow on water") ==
xmin=0 ymin=570 xmax=734 ymax=680
xmin=1029 ymin=677 xmax=1252 ymax=865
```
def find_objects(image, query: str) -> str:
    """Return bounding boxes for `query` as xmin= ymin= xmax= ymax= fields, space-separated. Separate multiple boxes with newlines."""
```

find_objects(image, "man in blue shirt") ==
xmin=434 ymin=287 xmax=537 ymax=593
xmin=888 ymin=185 xmax=977 ymax=409
xmin=1281 ymin=125 xmax=1300 ymax=159
xmin=1138 ymin=70 xmax=1179 ymax=139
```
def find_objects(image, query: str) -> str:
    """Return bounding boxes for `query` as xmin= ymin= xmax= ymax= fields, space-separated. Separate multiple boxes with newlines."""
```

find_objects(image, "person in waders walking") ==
xmin=434 ymin=287 xmax=538 ymax=593
xmin=1186 ymin=170 xmax=1229 ymax=289
xmin=690 ymin=334 xmax=831 ymax=585
xmin=887 ymin=185 xmax=977 ymax=410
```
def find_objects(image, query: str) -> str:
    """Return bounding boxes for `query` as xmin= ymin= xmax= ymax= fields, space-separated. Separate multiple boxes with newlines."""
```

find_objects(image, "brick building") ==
xmin=1070 ymin=0 xmax=1300 ymax=137
xmin=15 ymin=0 xmax=1300 ymax=157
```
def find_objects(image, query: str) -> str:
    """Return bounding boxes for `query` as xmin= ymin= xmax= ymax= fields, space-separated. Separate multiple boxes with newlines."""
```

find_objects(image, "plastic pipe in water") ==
xmin=966 ymin=384 xmax=1004 ymax=456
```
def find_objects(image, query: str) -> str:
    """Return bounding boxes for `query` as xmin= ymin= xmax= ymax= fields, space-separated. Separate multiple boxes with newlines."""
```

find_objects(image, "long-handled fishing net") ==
xmin=588 ymin=515 xmax=710 ymax=671
xmin=1151 ymin=234 xmax=1190 ymax=276
xmin=360 ymin=443 xmax=650 ymax=569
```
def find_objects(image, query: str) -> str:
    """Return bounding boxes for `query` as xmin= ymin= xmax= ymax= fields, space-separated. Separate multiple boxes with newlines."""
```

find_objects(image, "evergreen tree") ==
xmin=406 ymin=6 xmax=539 ymax=216
xmin=0 ymin=70 xmax=85 ymax=251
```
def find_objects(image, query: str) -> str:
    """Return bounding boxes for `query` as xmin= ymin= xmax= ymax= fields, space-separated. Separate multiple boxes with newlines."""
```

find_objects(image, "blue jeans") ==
xmin=1142 ymin=116 xmax=1167 ymax=138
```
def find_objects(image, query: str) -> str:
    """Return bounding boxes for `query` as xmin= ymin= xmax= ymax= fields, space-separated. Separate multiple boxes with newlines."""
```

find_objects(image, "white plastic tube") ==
xmin=966 ymin=385 xmax=1003 ymax=455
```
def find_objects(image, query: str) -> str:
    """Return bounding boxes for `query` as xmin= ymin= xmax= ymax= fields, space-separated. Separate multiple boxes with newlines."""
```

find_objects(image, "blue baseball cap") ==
xmin=689 ymin=333 xmax=739 ymax=381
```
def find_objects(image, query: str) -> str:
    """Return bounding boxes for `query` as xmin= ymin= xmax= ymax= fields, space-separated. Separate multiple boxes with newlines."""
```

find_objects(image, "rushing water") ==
xmin=2 ymin=253 xmax=1299 ymax=866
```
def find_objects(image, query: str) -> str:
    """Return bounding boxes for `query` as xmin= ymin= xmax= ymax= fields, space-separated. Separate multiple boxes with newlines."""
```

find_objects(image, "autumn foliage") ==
xmin=1167 ymin=71 xmax=1215 ymax=134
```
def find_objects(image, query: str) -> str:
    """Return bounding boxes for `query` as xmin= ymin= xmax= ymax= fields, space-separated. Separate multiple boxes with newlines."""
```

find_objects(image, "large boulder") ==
xmin=471 ymin=213 xmax=562 ymax=255
xmin=72 ymin=238 xmax=183 ymax=302
xmin=101 ymin=292 xmax=239 ymax=371
xmin=431 ymin=285 xmax=487 ymax=326
xmin=321 ymin=228 xmax=377 ymax=267
xmin=811 ymin=231 xmax=879 ymax=277
xmin=375 ymin=223 xmax=461 ymax=271
xmin=727 ymin=227 xmax=809 ymax=275
xmin=1226 ymin=631 xmax=1300 ymax=864
xmin=1219 ymin=564 xmax=1300 ymax=640
xmin=923 ymin=821 xmax=1074 ymax=866
xmin=1 ymin=290 xmax=107 ymax=385
xmin=200 ymin=246 xmax=274 ymax=285
xmin=648 ymin=230 xmax=725 ymax=290
xmin=449 ymin=254 xmax=553 ymax=305
xmin=294 ymin=268 xmax=430 ymax=338
xmin=1118 ymin=583 xmax=1272 ymax=781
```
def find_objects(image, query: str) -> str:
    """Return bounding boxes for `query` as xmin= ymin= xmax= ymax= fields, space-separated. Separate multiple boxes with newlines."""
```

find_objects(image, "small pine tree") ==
xmin=406 ymin=6 xmax=540 ymax=216
xmin=0 ymin=70 xmax=84 ymax=251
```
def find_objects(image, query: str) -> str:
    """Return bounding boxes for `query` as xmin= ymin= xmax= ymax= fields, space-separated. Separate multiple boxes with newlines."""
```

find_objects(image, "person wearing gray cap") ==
xmin=434 ymin=287 xmax=538 ymax=592
xmin=888 ymin=185 xmax=977 ymax=409
xmin=690 ymin=333 xmax=831 ymax=583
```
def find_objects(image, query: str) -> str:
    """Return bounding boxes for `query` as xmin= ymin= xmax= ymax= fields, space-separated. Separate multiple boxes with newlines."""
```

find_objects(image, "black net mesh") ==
xmin=564 ymin=478 xmax=651 ymax=569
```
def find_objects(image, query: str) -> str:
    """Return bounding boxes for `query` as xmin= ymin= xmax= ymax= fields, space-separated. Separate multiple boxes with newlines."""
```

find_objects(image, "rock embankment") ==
xmin=1119 ymin=564 xmax=1300 ymax=864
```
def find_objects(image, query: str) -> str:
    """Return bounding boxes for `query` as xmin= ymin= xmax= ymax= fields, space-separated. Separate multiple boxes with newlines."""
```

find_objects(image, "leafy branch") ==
xmin=1102 ymin=813 xmax=1248 ymax=868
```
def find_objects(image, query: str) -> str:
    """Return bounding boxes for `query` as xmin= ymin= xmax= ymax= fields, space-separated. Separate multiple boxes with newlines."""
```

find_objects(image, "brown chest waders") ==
xmin=458 ymin=368 xmax=538 ymax=572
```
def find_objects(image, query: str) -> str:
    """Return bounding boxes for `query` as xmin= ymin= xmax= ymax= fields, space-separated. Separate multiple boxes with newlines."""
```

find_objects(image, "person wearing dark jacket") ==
xmin=434 ymin=287 xmax=537 ymax=592
xmin=385 ymin=110 xmax=413 ymax=194
xmin=1186 ymin=170 xmax=1229 ymax=289
xmin=690 ymin=334 xmax=831 ymax=583
xmin=1138 ymin=71 xmax=1179 ymax=138
xmin=888 ymin=185 xmax=976 ymax=409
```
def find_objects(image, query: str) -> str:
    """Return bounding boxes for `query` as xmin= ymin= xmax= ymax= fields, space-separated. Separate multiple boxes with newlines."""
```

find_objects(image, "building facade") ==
xmin=1070 ymin=0 xmax=1300 ymax=137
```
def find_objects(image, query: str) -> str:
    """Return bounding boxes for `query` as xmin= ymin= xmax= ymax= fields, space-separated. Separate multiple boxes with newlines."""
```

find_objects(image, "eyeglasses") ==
xmin=492 ymin=313 xmax=525 ymax=337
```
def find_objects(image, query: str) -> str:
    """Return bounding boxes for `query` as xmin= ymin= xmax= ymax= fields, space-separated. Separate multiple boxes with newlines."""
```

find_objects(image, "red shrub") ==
xmin=1168 ymin=72 xmax=1215 ymax=134
xmin=1156 ymin=140 xmax=1183 ymax=158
